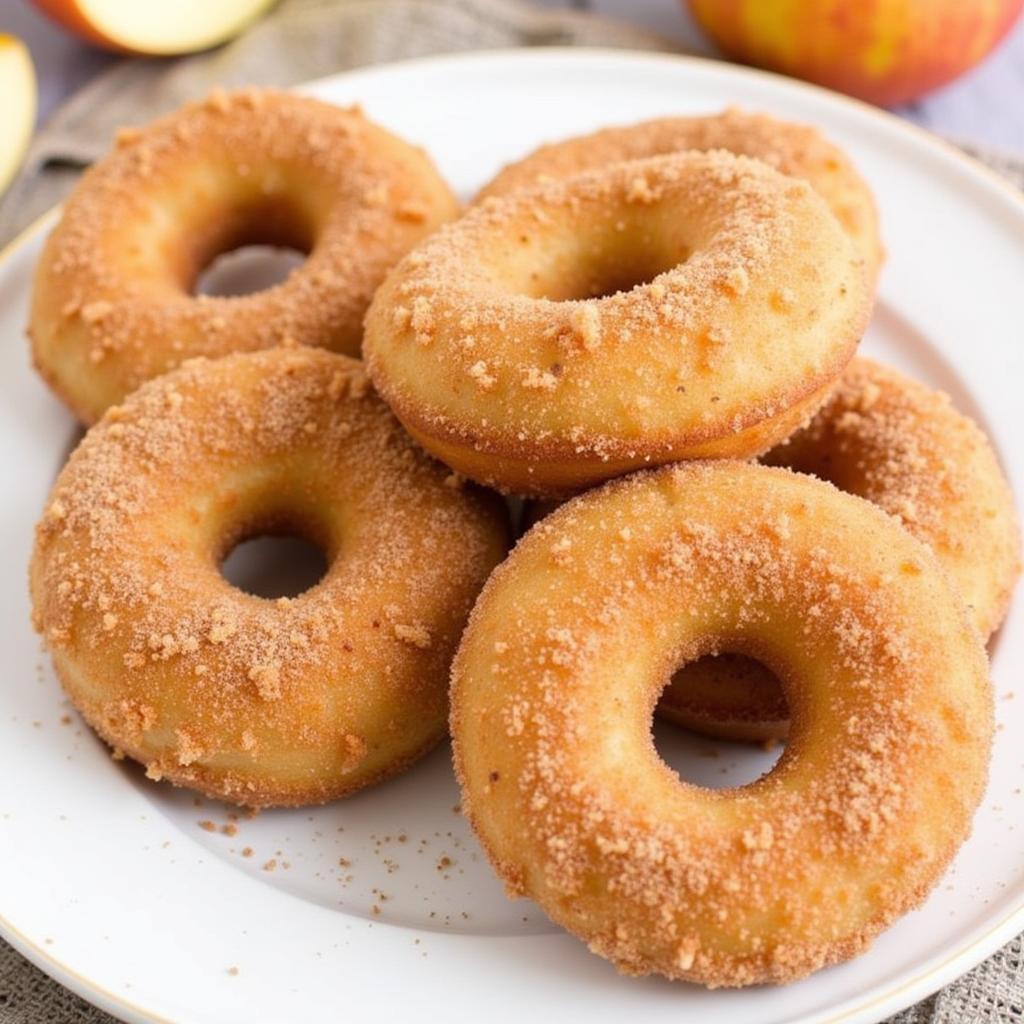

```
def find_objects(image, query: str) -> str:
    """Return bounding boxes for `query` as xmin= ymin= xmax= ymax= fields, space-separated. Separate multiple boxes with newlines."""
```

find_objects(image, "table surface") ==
xmin=2 ymin=0 xmax=1024 ymax=152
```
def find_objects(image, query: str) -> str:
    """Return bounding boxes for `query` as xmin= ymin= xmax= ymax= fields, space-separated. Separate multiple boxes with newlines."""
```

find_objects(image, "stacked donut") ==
xmin=27 ymin=92 xmax=1018 ymax=988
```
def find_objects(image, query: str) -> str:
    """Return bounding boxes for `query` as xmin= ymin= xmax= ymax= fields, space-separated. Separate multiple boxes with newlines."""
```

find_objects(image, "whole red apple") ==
xmin=686 ymin=0 xmax=1024 ymax=106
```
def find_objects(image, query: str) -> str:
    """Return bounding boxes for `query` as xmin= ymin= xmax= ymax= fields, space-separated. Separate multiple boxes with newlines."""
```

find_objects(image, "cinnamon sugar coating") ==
xmin=519 ymin=502 xmax=788 ymax=741
xmin=478 ymin=107 xmax=883 ymax=282
xmin=30 ymin=348 xmax=508 ymax=806
xmin=661 ymin=358 xmax=1020 ymax=740
xmin=452 ymin=462 xmax=992 ymax=986
xmin=29 ymin=88 xmax=459 ymax=424
xmin=365 ymin=150 xmax=871 ymax=497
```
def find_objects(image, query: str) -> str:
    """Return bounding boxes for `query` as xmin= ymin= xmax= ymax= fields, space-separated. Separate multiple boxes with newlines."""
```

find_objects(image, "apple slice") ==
xmin=32 ymin=0 xmax=277 ymax=56
xmin=0 ymin=35 xmax=36 ymax=203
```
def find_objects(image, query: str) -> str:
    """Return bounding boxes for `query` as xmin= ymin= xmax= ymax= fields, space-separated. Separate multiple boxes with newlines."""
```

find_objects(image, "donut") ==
xmin=478 ymin=107 xmax=883 ymax=282
xmin=660 ymin=357 xmax=1020 ymax=741
xmin=29 ymin=87 xmax=459 ymax=424
xmin=364 ymin=150 xmax=871 ymax=497
xmin=452 ymin=461 xmax=992 ymax=986
xmin=30 ymin=347 xmax=508 ymax=807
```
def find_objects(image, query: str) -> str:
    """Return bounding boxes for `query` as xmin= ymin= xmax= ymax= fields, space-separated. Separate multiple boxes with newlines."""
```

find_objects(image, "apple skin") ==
xmin=30 ymin=0 xmax=276 ymax=56
xmin=686 ymin=0 xmax=1024 ymax=106
xmin=31 ymin=0 xmax=126 ymax=53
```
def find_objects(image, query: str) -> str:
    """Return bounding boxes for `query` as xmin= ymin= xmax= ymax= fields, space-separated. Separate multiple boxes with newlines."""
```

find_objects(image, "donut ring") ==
xmin=452 ymin=461 xmax=992 ymax=986
xmin=661 ymin=358 xmax=1020 ymax=741
xmin=30 ymin=348 xmax=508 ymax=807
xmin=365 ymin=151 xmax=871 ymax=497
xmin=478 ymin=107 xmax=883 ymax=282
xmin=30 ymin=88 xmax=459 ymax=424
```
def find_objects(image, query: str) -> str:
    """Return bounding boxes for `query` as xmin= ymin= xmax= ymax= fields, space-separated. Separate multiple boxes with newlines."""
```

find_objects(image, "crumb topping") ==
xmin=31 ymin=87 xmax=458 ymax=423
xmin=31 ymin=347 xmax=507 ymax=806
xmin=365 ymin=148 xmax=868 ymax=482
xmin=766 ymin=358 xmax=1020 ymax=638
xmin=452 ymin=461 xmax=992 ymax=987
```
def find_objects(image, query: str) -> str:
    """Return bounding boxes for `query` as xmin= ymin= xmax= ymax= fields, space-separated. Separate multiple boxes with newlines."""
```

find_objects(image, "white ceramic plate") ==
xmin=1 ymin=49 xmax=1022 ymax=1024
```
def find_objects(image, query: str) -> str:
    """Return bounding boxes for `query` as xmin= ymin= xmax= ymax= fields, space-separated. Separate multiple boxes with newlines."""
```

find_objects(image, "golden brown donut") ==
xmin=452 ymin=461 xmax=992 ymax=986
xmin=30 ymin=87 xmax=459 ymax=424
xmin=660 ymin=358 xmax=1020 ymax=741
xmin=365 ymin=150 xmax=871 ymax=497
xmin=30 ymin=347 xmax=508 ymax=807
xmin=478 ymin=107 xmax=883 ymax=281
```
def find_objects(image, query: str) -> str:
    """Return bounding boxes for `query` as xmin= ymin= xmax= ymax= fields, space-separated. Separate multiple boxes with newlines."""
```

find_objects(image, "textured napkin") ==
xmin=1 ymin=1 xmax=1021 ymax=1022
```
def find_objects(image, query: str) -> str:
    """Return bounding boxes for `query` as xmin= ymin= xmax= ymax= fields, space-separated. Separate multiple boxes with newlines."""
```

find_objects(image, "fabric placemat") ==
xmin=1 ymin=1 xmax=1021 ymax=1021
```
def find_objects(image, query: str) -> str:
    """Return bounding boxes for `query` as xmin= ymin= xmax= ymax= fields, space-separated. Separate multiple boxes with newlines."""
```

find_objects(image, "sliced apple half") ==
xmin=32 ymin=0 xmax=277 ymax=56
xmin=0 ymin=35 xmax=36 ymax=203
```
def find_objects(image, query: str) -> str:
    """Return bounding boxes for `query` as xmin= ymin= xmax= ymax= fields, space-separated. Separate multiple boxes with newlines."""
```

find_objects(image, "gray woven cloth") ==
xmin=958 ymin=138 xmax=1024 ymax=191
xmin=1 ymin=0 xmax=1022 ymax=1021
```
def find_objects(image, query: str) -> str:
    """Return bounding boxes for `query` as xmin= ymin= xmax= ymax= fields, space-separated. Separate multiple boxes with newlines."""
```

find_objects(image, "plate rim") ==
xmin=2 ymin=45 xmax=1022 ymax=1024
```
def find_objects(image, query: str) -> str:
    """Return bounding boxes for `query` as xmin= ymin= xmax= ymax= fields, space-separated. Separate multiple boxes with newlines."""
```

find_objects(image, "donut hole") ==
xmin=497 ymin=221 xmax=692 ymax=301
xmin=208 ymin=473 xmax=339 ymax=600
xmin=196 ymin=245 xmax=307 ymax=297
xmin=185 ymin=194 xmax=316 ymax=297
xmin=537 ymin=254 xmax=684 ymax=302
xmin=220 ymin=532 xmax=329 ymax=599
xmin=653 ymin=653 xmax=787 ymax=790
xmin=764 ymin=444 xmax=853 ymax=494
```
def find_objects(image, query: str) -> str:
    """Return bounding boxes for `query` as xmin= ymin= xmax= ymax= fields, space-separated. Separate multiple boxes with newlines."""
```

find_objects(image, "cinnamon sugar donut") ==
xmin=661 ymin=358 xmax=1020 ymax=741
xmin=30 ymin=348 xmax=507 ymax=807
xmin=30 ymin=88 xmax=459 ymax=424
xmin=365 ymin=151 xmax=871 ymax=497
xmin=452 ymin=461 xmax=992 ymax=986
xmin=478 ymin=107 xmax=883 ymax=282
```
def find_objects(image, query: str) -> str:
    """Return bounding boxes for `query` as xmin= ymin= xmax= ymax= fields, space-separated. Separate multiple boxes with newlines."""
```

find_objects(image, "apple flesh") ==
xmin=0 ymin=35 xmax=36 ymax=204
xmin=32 ymin=0 xmax=277 ymax=56
xmin=686 ymin=0 xmax=1024 ymax=106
